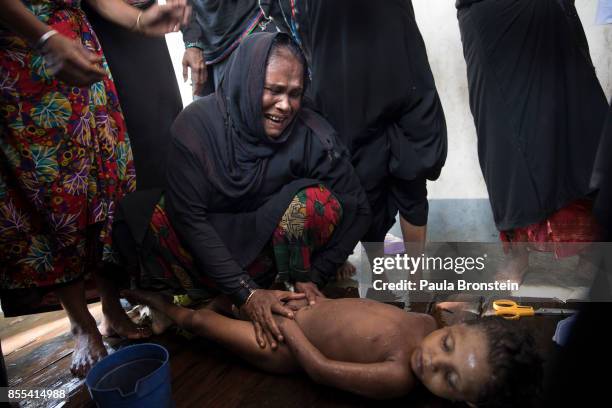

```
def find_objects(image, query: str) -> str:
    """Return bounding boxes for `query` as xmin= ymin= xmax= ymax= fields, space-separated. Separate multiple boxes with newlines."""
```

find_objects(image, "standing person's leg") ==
xmin=0 ymin=342 xmax=7 ymax=388
xmin=360 ymin=176 xmax=429 ymax=286
xmin=95 ymin=264 xmax=151 ymax=339
xmin=83 ymin=9 xmax=145 ymax=341
xmin=0 ymin=1 xmax=140 ymax=379
xmin=360 ymin=189 xmax=393 ymax=289
xmin=497 ymin=199 xmax=601 ymax=284
xmin=458 ymin=0 xmax=606 ymax=269
xmin=388 ymin=177 xmax=429 ymax=302
xmin=496 ymin=237 xmax=530 ymax=284
xmin=399 ymin=218 xmax=426 ymax=247
xmin=54 ymin=279 xmax=107 ymax=377
xmin=394 ymin=178 xmax=429 ymax=280
xmin=399 ymin=218 xmax=427 ymax=286
xmin=123 ymin=290 xmax=298 ymax=374
xmin=352 ymin=140 xmax=396 ymax=282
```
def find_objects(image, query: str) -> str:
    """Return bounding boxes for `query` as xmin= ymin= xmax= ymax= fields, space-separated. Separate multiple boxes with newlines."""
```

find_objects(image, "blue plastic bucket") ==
xmin=86 ymin=343 xmax=172 ymax=408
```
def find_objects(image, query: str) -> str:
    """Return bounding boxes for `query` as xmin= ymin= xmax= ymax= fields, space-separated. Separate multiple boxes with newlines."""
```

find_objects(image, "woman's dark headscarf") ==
xmin=204 ymin=32 xmax=308 ymax=197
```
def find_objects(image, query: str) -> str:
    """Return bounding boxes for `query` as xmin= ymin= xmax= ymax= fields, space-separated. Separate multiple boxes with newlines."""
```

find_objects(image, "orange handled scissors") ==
xmin=493 ymin=299 xmax=576 ymax=320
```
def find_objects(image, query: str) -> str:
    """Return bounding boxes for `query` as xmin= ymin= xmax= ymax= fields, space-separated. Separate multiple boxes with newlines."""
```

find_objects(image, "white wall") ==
xmin=164 ymin=0 xmax=612 ymax=200
xmin=412 ymin=0 xmax=612 ymax=200
xmin=412 ymin=0 xmax=486 ymax=199
xmin=580 ymin=0 xmax=612 ymax=97
xmin=165 ymin=31 xmax=193 ymax=109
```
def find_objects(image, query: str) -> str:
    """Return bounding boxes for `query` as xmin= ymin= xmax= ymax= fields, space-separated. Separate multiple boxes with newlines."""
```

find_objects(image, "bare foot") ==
xmin=575 ymin=254 xmax=597 ymax=284
xmin=98 ymin=303 xmax=152 ymax=340
xmin=495 ymin=260 xmax=529 ymax=285
xmin=495 ymin=248 xmax=529 ymax=284
xmin=149 ymin=308 xmax=174 ymax=335
xmin=70 ymin=325 xmax=108 ymax=378
xmin=121 ymin=289 xmax=174 ymax=334
xmin=336 ymin=261 xmax=356 ymax=281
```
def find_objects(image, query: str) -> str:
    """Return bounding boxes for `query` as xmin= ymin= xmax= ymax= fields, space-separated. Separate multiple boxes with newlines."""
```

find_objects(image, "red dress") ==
xmin=501 ymin=200 xmax=601 ymax=258
xmin=0 ymin=0 xmax=136 ymax=291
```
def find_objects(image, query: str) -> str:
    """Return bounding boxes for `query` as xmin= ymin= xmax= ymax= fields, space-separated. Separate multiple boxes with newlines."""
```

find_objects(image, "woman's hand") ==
xmin=241 ymin=289 xmax=306 ymax=350
xmin=336 ymin=261 xmax=356 ymax=281
xmin=43 ymin=34 xmax=106 ymax=86
xmin=295 ymin=281 xmax=325 ymax=305
xmin=138 ymin=0 xmax=191 ymax=36
xmin=182 ymin=47 xmax=207 ymax=96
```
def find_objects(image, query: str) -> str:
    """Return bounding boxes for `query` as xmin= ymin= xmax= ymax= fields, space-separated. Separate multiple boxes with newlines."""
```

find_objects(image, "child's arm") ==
xmin=278 ymin=318 xmax=414 ymax=399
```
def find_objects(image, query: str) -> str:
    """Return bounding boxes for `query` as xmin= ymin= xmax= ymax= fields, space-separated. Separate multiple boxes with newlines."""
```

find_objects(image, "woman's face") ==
xmin=410 ymin=324 xmax=491 ymax=404
xmin=262 ymin=47 xmax=304 ymax=139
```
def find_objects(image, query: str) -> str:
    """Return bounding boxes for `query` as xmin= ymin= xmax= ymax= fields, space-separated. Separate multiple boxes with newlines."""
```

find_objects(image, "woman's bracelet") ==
xmin=36 ymin=29 xmax=59 ymax=50
xmin=243 ymin=289 xmax=258 ymax=308
xmin=184 ymin=41 xmax=204 ymax=50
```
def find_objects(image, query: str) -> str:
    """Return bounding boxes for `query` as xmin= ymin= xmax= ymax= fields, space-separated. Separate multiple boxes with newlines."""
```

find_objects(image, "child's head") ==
xmin=411 ymin=316 xmax=542 ymax=407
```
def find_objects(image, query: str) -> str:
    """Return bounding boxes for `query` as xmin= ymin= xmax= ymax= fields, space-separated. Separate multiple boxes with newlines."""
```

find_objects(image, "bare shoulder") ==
xmin=373 ymin=311 xmax=428 ymax=361
xmin=416 ymin=312 xmax=437 ymax=333
xmin=396 ymin=311 xmax=437 ymax=333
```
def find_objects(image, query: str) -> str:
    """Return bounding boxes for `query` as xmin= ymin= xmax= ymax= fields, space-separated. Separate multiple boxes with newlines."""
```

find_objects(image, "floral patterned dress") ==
xmin=0 ymin=0 xmax=136 ymax=291
xmin=138 ymin=185 xmax=342 ymax=302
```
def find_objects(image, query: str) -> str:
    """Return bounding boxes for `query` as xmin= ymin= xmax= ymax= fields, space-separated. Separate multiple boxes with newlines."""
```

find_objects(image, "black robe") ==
xmin=457 ymin=0 xmax=608 ymax=231
xmin=182 ymin=0 xmax=265 ymax=64
xmin=84 ymin=0 xmax=183 ymax=190
xmin=592 ymin=102 xmax=612 ymax=235
xmin=165 ymin=33 xmax=371 ymax=305
xmin=271 ymin=0 xmax=447 ymax=239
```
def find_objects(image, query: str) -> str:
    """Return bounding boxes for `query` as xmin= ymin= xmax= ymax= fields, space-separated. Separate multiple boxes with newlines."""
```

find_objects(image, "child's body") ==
xmin=124 ymin=290 xmax=538 ymax=405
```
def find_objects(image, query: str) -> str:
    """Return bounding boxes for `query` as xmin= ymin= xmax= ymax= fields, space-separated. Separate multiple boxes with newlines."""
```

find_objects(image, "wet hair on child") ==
xmin=465 ymin=317 xmax=543 ymax=408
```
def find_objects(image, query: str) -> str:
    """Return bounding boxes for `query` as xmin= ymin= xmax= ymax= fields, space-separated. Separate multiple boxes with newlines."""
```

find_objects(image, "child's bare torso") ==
xmin=291 ymin=298 xmax=436 ymax=364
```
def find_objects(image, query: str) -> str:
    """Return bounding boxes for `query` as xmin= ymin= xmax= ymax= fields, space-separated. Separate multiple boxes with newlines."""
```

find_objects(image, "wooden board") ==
xmin=0 ymin=288 xmax=563 ymax=408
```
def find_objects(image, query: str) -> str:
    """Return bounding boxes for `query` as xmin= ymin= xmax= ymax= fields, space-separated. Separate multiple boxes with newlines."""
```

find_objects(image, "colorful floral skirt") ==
xmin=0 ymin=1 xmax=136 ymax=291
xmin=500 ymin=199 xmax=601 ymax=258
xmin=140 ymin=185 xmax=342 ymax=301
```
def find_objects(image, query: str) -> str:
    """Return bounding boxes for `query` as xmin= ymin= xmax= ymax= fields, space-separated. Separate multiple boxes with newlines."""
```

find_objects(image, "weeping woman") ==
xmin=116 ymin=32 xmax=371 ymax=349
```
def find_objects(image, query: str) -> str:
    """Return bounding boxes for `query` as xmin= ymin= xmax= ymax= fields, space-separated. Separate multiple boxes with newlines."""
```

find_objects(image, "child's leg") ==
xmin=123 ymin=290 xmax=298 ymax=374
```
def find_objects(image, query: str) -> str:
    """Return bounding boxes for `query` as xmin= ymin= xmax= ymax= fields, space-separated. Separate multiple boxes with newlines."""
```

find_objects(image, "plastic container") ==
xmin=86 ymin=343 xmax=172 ymax=408
xmin=552 ymin=313 xmax=579 ymax=347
